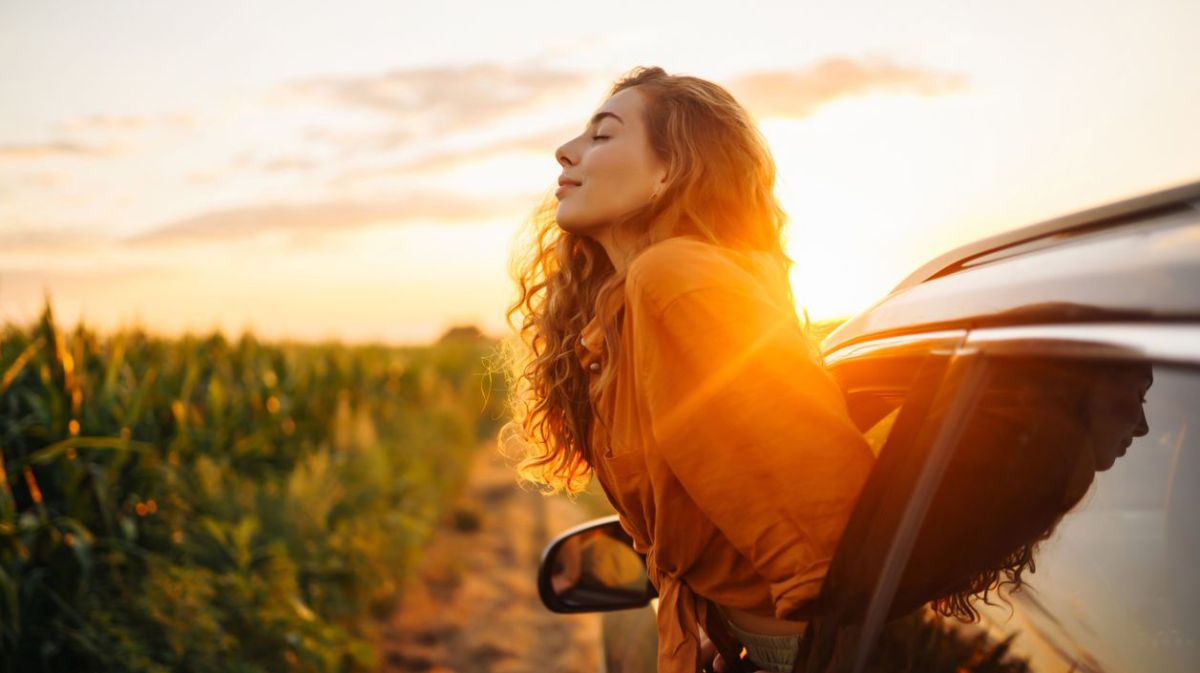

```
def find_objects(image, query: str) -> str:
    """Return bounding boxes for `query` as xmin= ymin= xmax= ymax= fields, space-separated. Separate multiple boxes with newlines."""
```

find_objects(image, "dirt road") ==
xmin=375 ymin=440 xmax=602 ymax=673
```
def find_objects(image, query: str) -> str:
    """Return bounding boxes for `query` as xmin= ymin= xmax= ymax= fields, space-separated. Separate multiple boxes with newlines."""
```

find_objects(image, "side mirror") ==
xmin=537 ymin=514 xmax=657 ymax=613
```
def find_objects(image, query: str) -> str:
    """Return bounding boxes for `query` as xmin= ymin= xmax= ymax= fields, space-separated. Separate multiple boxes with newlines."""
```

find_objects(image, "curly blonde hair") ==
xmin=497 ymin=65 xmax=804 ymax=495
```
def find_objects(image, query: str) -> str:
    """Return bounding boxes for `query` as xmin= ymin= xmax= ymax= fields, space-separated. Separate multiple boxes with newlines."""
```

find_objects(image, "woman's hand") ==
xmin=698 ymin=628 xmax=718 ymax=672
xmin=697 ymin=627 xmax=724 ymax=672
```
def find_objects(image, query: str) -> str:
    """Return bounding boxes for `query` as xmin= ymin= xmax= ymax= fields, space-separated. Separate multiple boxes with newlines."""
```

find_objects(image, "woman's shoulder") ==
xmin=626 ymin=236 xmax=782 ymax=313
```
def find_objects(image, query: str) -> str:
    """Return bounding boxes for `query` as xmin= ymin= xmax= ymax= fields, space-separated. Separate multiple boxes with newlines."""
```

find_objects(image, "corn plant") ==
xmin=0 ymin=300 xmax=503 ymax=673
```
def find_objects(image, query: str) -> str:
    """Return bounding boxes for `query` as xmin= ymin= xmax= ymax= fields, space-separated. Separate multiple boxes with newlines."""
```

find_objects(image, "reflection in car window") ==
xmin=915 ymin=357 xmax=1196 ymax=673
xmin=862 ymin=407 xmax=901 ymax=457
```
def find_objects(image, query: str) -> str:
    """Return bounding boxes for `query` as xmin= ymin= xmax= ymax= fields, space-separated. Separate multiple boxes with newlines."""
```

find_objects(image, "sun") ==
xmin=756 ymin=101 xmax=965 ymax=322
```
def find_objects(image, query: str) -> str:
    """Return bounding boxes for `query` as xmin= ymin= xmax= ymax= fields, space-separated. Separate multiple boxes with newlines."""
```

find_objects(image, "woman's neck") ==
xmin=591 ymin=225 xmax=644 ymax=274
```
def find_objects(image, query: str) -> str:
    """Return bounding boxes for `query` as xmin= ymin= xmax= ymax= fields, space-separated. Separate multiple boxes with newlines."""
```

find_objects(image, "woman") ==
xmin=500 ymin=66 xmax=875 ymax=673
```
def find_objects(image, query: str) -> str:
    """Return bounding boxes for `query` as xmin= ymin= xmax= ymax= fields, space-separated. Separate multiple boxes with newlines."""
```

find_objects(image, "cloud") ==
xmin=12 ymin=171 xmax=74 ymax=189
xmin=185 ymin=170 xmax=221 ymax=186
xmin=728 ymin=56 xmax=968 ymax=118
xmin=260 ymin=155 xmax=320 ymax=172
xmin=53 ymin=112 xmax=196 ymax=135
xmin=1 ymin=188 xmax=543 ymax=259
xmin=392 ymin=124 xmax=576 ymax=172
xmin=0 ymin=227 xmax=115 ymax=256
xmin=278 ymin=62 xmax=597 ymax=148
xmin=326 ymin=57 xmax=966 ymax=185
xmin=2 ymin=56 xmax=969 ymax=259
xmin=283 ymin=58 xmax=961 ymax=134
xmin=1 ymin=265 xmax=169 ymax=288
xmin=0 ymin=141 xmax=119 ymax=161
xmin=123 ymin=191 xmax=541 ymax=248
xmin=329 ymin=123 xmax=576 ymax=189
xmin=0 ymin=113 xmax=194 ymax=164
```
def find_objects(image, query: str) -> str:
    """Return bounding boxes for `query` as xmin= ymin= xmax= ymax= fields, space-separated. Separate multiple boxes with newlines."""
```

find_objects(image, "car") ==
xmin=537 ymin=179 xmax=1200 ymax=673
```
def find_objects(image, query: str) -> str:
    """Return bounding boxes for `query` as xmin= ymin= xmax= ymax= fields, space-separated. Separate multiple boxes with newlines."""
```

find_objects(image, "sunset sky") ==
xmin=2 ymin=1 xmax=1198 ymax=345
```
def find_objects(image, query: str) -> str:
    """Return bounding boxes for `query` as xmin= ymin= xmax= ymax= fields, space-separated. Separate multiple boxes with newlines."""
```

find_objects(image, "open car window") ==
xmin=800 ymin=335 xmax=966 ymax=664
xmin=825 ymin=331 xmax=964 ymax=457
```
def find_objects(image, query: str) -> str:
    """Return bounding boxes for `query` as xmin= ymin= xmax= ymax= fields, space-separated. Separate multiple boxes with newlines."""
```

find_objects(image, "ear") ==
xmin=652 ymin=169 xmax=669 ymax=198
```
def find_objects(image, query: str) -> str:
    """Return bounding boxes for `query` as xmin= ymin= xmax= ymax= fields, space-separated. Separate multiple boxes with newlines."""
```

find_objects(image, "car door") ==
xmin=816 ymin=322 xmax=1200 ymax=673
xmin=803 ymin=333 xmax=985 ymax=670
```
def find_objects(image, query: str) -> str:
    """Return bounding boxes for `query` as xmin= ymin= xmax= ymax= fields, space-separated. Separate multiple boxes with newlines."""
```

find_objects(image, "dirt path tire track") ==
xmin=375 ymin=440 xmax=601 ymax=673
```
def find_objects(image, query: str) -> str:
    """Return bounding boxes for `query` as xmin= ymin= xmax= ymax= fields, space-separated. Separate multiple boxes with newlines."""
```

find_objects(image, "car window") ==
xmin=880 ymin=354 xmax=1197 ymax=673
xmin=958 ymin=359 xmax=1199 ymax=673
xmin=794 ymin=345 xmax=965 ymax=670
xmin=826 ymin=332 xmax=962 ymax=454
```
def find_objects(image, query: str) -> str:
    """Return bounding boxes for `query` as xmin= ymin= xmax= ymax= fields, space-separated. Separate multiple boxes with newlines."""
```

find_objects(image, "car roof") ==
xmin=823 ymin=179 xmax=1200 ymax=354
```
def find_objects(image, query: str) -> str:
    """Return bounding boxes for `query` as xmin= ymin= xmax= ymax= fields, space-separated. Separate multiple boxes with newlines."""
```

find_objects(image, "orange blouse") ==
xmin=575 ymin=235 xmax=874 ymax=673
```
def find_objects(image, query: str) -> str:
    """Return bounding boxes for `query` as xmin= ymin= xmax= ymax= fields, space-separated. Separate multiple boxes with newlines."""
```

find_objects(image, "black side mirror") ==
xmin=537 ymin=514 xmax=657 ymax=613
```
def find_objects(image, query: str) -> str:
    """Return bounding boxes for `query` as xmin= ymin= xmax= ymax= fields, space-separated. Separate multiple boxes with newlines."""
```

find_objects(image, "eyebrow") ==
xmin=588 ymin=111 xmax=624 ymax=129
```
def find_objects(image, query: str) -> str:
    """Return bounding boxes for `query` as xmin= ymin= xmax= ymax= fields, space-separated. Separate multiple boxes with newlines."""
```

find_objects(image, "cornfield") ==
xmin=0 ymin=300 xmax=506 ymax=673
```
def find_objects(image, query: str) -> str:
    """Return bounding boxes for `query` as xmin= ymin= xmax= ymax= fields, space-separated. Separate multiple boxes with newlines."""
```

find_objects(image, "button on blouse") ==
xmin=575 ymin=288 xmax=620 ymax=377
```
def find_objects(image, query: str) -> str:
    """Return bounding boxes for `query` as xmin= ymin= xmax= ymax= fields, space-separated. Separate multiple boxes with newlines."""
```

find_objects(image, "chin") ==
xmin=556 ymin=217 xmax=584 ymax=234
xmin=555 ymin=211 xmax=599 ymax=235
xmin=555 ymin=205 xmax=579 ymax=228
xmin=1094 ymin=451 xmax=1119 ymax=472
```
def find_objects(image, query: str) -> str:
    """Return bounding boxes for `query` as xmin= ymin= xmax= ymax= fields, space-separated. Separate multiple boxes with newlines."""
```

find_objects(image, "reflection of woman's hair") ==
xmin=929 ymin=515 xmax=1048 ymax=622
xmin=918 ymin=358 xmax=1151 ymax=621
xmin=497 ymin=65 xmax=804 ymax=495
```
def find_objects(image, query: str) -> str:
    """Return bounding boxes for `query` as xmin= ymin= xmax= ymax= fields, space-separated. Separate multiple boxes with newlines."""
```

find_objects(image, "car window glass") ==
xmin=901 ymin=356 xmax=1197 ymax=673
xmin=792 ymin=348 xmax=963 ymax=670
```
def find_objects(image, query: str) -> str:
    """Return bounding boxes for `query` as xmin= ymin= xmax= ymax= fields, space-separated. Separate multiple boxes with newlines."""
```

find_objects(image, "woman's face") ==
xmin=1086 ymin=368 xmax=1152 ymax=472
xmin=554 ymin=87 xmax=668 ymax=235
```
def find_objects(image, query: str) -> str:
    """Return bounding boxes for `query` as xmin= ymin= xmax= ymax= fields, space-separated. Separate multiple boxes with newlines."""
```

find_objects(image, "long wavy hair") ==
xmin=497 ymin=65 xmax=808 ymax=496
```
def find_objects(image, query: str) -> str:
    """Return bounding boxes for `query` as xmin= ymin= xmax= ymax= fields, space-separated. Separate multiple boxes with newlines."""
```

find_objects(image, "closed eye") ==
xmin=591 ymin=135 xmax=609 ymax=141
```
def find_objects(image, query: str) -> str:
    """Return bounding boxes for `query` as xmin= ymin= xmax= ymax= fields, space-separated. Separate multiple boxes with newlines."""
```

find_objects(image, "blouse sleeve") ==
xmin=631 ymin=274 xmax=874 ymax=619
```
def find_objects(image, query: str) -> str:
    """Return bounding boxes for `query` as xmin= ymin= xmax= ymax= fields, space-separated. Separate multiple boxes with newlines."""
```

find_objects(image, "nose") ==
xmin=1133 ymin=409 xmax=1149 ymax=438
xmin=556 ymin=136 xmax=578 ymax=168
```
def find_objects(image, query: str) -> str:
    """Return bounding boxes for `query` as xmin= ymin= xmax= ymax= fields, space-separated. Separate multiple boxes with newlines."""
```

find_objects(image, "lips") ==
xmin=558 ymin=176 xmax=582 ymax=187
